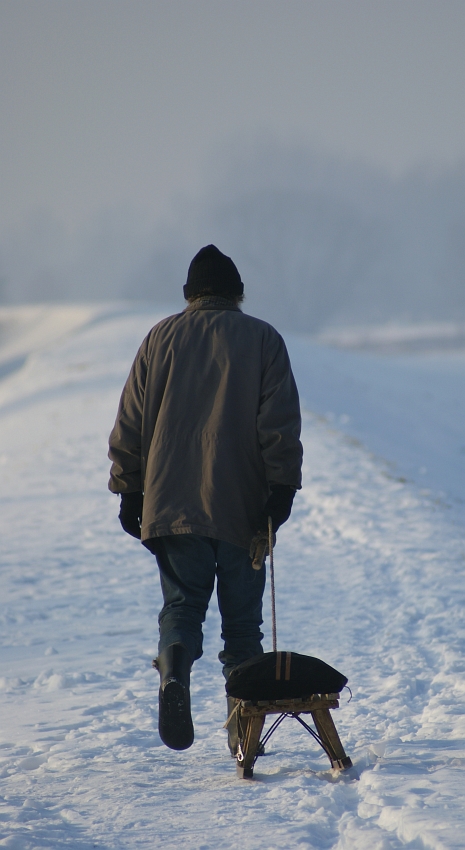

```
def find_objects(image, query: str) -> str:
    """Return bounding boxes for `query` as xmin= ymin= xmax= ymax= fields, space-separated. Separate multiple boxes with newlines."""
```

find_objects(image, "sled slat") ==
xmin=240 ymin=694 xmax=339 ymax=717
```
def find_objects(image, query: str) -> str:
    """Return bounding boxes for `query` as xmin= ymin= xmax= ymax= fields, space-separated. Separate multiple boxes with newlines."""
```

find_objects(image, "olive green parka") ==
xmin=108 ymin=298 xmax=302 ymax=551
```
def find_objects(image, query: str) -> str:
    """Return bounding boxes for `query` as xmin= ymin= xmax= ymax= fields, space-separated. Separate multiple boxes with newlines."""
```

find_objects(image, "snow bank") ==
xmin=287 ymin=331 xmax=465 ymax=508
xmin=317 ymin=320 xmax=465 ymax=353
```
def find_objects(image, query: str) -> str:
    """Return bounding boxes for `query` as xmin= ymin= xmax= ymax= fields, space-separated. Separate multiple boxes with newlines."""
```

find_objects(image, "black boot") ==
xmin=155 ymin=644 xmax=194 ymax=751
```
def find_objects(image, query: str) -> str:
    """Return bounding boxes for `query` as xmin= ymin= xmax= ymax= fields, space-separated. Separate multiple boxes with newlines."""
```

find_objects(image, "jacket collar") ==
xmin=184 ymin=296 xmax=242 ymax=312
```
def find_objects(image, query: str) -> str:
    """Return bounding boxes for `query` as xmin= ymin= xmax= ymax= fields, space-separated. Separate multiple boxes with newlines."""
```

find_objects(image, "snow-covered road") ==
xmin=1 ymin=306 xmax=464 ymax=849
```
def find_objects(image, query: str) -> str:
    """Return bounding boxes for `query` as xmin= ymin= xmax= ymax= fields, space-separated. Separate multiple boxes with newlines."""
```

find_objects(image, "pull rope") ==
xmin=268 ymin=516 xmax=277 ymax=653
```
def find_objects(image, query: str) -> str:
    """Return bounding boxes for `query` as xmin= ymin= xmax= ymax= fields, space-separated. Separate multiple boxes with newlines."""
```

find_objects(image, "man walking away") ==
xmin=108 ymin=245 xmax=303 ymax=751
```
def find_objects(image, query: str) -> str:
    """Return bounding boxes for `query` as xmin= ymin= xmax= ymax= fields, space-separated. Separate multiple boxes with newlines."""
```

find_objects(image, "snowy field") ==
xmin=1 ymin=304 xmax=465 ymax=849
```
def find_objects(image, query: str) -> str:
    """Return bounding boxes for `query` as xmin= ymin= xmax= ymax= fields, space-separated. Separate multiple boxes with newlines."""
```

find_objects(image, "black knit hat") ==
xmin=183 ymin=245 xmax=244 ymax=300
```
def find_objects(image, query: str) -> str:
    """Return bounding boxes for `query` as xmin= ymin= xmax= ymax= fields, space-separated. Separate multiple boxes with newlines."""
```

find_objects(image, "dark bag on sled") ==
xmin=225 ymin=651 xmax=347 ymax=701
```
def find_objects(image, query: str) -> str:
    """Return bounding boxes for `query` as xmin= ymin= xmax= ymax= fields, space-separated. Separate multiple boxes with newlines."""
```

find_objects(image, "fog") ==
xmin=1 ymin=144 xmax=464 ymax=333
xmin=1 ymin=2 xmax=464 ymax=333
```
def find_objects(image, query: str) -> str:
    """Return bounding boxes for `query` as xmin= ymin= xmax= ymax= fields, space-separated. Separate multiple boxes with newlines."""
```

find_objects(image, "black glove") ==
xmin=257 ymin=483 xmax=296 ymax=533
xmin=118 ymin=492 xmax=143 ymax=539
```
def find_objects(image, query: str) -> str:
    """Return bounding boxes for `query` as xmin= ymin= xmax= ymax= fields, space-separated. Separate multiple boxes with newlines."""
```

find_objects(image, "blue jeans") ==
xmin=151 ymin=535 xmax=265 ymax=678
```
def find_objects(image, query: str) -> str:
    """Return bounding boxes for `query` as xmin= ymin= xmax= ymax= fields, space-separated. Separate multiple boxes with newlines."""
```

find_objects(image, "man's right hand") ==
xmin=119 ymin=492 xmax=143 ymax=538
xmin=250 ymin=484 xmax=296 ymax=568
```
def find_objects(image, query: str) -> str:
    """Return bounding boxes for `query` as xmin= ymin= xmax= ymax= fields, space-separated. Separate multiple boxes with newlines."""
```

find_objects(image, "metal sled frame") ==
xmin=233 ymin=693 xmax=352 ymax=779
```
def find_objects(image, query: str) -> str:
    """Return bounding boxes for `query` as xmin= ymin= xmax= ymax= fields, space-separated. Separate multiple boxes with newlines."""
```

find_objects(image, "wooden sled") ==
xmin=228 ymin=523 xmax=353 ymax=779
xmin=230 ymin=692 xmax=352 ymax=779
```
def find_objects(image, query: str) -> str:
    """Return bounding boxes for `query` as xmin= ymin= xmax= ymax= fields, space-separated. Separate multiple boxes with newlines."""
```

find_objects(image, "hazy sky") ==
xmin=1 ymin=0 xmax=464 ymax=231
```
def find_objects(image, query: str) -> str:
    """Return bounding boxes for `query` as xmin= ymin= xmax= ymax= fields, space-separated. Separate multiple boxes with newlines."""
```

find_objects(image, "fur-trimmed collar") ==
xmin=184 ymin=296 xmax=242 ymax=312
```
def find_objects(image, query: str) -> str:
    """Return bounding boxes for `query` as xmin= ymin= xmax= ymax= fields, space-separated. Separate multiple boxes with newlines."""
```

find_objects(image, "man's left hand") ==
xmin=119 ymin=492 xmax=143 ymax=538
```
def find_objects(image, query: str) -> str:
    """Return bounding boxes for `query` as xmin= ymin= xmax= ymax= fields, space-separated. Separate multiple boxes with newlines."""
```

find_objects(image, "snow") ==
xmin=1 ymin=304 xmax=465 ymax=849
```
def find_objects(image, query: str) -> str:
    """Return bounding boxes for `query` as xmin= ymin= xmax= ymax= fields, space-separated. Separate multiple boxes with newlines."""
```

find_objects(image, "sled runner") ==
xmin=225 ymin=522 xmax=353 ymax=779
